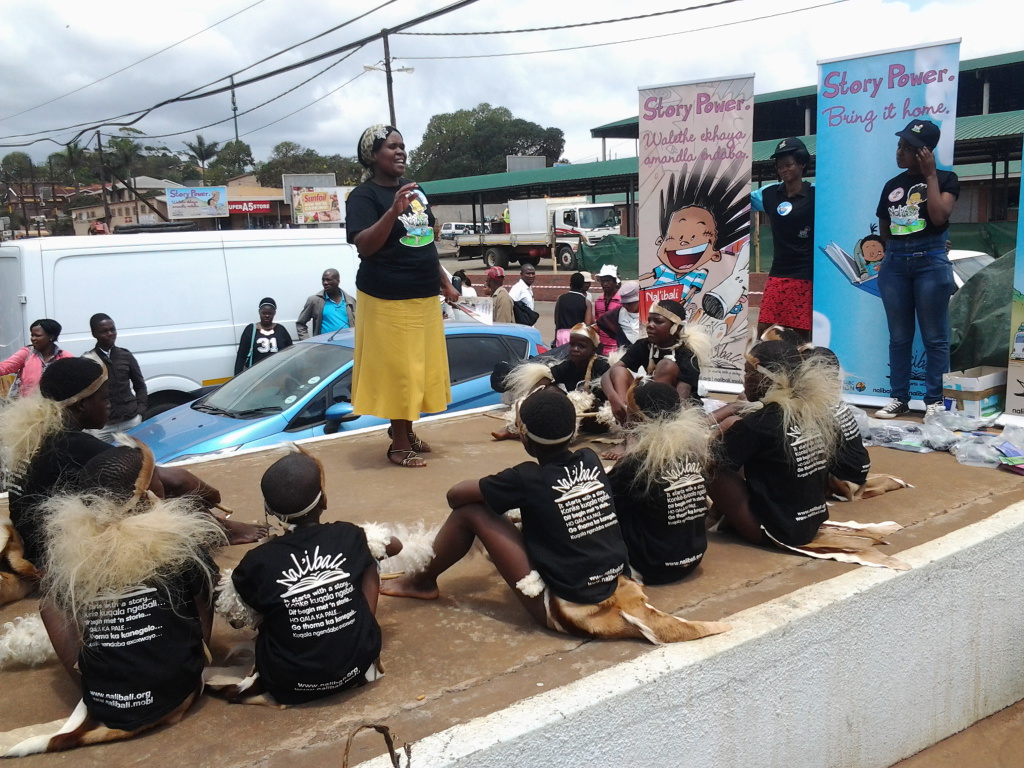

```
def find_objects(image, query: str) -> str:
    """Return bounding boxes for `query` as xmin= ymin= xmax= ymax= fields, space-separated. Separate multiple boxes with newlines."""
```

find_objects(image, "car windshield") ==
xmin=951 ymin=253 xmax=995 ymax=284
xmin=578 ymin=206 xmax=619 ymax=230
xmin=198 ymin=342 xmax=354 ymax=418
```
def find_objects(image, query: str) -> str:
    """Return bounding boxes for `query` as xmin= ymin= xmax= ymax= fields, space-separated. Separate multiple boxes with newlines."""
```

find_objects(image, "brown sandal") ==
xmin=387 ymin=447 xmax=427 ymax=468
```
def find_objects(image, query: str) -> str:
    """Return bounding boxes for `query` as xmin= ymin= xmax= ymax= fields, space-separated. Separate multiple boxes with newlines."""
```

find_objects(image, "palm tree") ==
xmin=183 ymin=135 xmax=221 ymax=186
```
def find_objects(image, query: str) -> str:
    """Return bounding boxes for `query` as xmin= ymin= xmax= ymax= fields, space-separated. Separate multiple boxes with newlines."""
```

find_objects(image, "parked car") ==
xmin=440 ymin=222 xmax=475 ymax=240
xmin=131 ymin=322 xmax=544 ymax=463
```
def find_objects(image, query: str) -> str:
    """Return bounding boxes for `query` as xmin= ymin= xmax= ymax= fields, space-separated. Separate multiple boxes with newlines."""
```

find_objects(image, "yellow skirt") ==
xmin=352 ymin=291 xmax=451 ymax=422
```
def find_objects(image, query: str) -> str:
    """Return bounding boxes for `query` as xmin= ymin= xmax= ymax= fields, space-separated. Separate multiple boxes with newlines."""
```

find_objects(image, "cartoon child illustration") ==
xmin=399 ymin=189 xmax=434 ymax=247
xmin=640 ymin=157 xmax=749 ymax=309
xmin=889 ymin=182 xmax=928 ymax=235
xmin=854 ymin=233 xmax=885 ymax=278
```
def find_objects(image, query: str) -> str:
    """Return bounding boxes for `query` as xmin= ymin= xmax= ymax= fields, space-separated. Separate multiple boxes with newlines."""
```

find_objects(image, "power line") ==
xmin=0 ymin=0 xmax=269 ymax=123
xmin=402 ymin=0 xmax=844 ymax=60
xmin=0 ymin=0 xmax=478 ymax=148
xmin=397 ymin=0 xmax=745 ymax=35
xmin=240 ymin=70 xmax=371 ymax=138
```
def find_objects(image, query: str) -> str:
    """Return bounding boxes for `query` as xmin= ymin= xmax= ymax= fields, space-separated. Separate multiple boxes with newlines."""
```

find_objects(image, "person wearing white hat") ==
xmin=596 ymin=280 xmax=641 ymax=348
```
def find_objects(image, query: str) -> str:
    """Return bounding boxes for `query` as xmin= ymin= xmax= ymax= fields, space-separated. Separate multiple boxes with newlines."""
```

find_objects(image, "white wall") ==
xmin=358 ymin=502 xmax=1024 ymax=768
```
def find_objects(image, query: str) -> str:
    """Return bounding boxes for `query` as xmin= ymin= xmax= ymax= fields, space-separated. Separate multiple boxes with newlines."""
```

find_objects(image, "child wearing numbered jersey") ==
xmin=223 ymin=449 xmax=396 ymax=706
xmin=608 ymin=381 xmax=714 ymax=585
xmin=383 ymin=387 xmax=729 ymax=644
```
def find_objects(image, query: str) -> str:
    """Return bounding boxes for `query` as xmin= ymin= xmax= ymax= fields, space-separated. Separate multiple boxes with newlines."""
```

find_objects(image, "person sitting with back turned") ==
xmin=485 ymin=266 xmax=515 ymax=324
xmin=381 ymin=387 xmax=730 ymax=644
xmin=83 ymin=313 xmax=148 ymax=442
xmin=296 ymin=269 xmax=357 ymax=339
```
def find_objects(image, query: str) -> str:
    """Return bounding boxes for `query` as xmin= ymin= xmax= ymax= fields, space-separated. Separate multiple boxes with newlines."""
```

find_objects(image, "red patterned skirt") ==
xmin=759 ymin=276 xmax=813 ymax=331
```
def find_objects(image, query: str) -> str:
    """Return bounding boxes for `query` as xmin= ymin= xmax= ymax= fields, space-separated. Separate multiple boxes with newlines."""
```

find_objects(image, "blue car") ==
xmin=131 ymin=322 xmax=544 ymax=464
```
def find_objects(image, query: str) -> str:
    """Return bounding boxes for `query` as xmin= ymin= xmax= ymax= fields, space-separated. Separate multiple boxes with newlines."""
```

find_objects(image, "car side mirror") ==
xmin=324 ymin=402 xmax=359 ymax=433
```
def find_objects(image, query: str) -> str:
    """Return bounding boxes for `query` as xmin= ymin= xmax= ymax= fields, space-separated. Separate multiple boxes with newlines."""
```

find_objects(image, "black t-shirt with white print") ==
xmin=876 ymin=169 xmax=960 ymax=238
xmin=345 ymin=179 xmax=441 ymax=301
xmin=231 ymin=522 xmax=381 ymax=705
xmin=479 ymin=447 xmax=628 ymax=604
xmin=79 ymin=563 xmax=208 ymax=731
xmin=608 ymin=454 xmax=708 ymax=585
xmin=831 ymin=402 xmax=871 ymax=486
xmin=721 ymin=403 xmax=829 ymax=546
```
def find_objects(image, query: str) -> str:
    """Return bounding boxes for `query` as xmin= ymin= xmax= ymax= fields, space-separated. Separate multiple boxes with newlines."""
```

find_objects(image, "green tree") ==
xmin=255 ymin=141 xmax=328 ymax=187
xmin=206 ymin=140 xmax=256 ymax=185
xmin=1 ymin=151 xmax=34 ymax=180
xmin=408 ymin=104 xmax=565 ymax=181
xmin=182 ymin=134 xmax=221 ymax=185
xmin=105 ymin=129 xmax=145 ymax=180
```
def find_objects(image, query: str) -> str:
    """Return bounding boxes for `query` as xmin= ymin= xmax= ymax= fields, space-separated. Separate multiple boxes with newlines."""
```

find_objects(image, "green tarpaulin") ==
xmin=950 ymin=249 xmax=1016 ymax=370
xmin=576 ymin=235 xmax=639 ymax=278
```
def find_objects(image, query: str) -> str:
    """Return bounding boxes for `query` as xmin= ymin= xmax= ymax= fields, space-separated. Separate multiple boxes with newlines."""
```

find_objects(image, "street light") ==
xmin=363 ymin=52 xmax=415 ymax=127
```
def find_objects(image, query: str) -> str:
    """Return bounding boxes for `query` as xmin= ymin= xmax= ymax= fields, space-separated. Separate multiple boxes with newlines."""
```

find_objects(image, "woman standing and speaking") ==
xmin=346 ymin=124 xmax=460 ymax=468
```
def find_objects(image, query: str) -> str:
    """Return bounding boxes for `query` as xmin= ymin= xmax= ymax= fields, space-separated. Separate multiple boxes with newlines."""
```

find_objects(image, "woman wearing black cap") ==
xmin=752 ymin=137 xmax=815 ymax=342
xmin=234 ymin=297 xmax=293 ymax=375
xmin=873 ymin=119 xmax=959 ymax=419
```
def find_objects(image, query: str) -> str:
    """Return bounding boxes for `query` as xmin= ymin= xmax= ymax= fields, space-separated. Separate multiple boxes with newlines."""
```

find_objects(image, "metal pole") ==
xmin=383 ymin=31 xmax=396 ymax=127
xmin=96 ymin=132 xmax=113 ymax=225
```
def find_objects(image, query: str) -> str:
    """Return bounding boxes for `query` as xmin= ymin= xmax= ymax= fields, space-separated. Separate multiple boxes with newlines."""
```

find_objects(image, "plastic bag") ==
xmin=949 ymin=434 xmax=1003 ymax=468
xmin=868 ymin=422 xmax=934 ymax=453
xmin=924 ymin=408 xmax=999 ymax=431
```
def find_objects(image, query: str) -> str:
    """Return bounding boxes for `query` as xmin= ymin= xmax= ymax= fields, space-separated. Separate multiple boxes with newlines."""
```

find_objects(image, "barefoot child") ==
xmin=1 ymin=438 xmax=224 ymax=757
xmin=383 ymin=387 xmax=729 ymax=644
xmin=608 ymin=381 xmax=714 ymax=585
xmin=215 ymin=448 xmax=396 ymax=705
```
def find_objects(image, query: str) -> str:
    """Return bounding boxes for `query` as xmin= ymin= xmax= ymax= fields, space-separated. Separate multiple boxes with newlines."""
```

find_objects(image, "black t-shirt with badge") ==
xmin=617 ymin=339 xmax=702 ymax=404
xmin=761 ymin=182 xmax=815 ymax=280
xmin=479 ymin=448 xmax=628 ymax=604
xmin=876 ymin=170 xmax=960 ymax=239
xmin=346 ymin=180 xmax=441 ymax=300
xmin=721 ymin=403 xmax=829 ymax=546
xmin=830 ymin=402 xmax=871 ymax=486
xmin=79 ymin=563 xmax=208 ymax=731
xmin=608 ymin=455 xmax=708 ymax=585
xmin=232 ymin=522 xmax=381 ymax=705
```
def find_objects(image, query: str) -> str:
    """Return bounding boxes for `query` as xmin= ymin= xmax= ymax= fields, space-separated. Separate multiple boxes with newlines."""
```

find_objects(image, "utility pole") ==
xmin=230 ymin=75 xmax=241 ymax=173
xmin=95 ymin=132 xmax=114 ymax=225
xmin=382 ymin=30 xmax=396 ymax=127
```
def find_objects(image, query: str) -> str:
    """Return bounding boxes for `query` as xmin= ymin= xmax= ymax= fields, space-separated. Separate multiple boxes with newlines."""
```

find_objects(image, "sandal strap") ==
xmin=387 ymin=447 xmax=426 ymax=467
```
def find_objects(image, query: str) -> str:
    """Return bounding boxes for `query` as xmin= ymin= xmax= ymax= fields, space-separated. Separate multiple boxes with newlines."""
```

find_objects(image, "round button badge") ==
xmin=777 ymin=201 xmax=793 ymax=216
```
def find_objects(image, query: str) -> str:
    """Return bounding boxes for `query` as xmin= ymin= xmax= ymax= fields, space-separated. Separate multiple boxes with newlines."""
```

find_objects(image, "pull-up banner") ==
xmin=1004 ymin=144 xmax=1024 ymax=420
xmin=814 ymin=41 xmax=960 ymax=404
xmin=637 ymin=76 xmax=753 ymax=387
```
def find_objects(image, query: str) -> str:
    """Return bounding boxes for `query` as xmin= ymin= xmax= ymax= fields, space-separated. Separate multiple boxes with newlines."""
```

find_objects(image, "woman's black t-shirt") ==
xmin=876 ymin=170 xmax=960 ymax=238
xmin=617 ymin=339 xmax=701 ymax=402
xmin=761 ymin=182 xmax=815 ymax=280
xmin=79 ymin=565 xmax=207 ymax=731
xmin=721 ymin=403 xmax=829 ymax=546
xmin=554 ymin=292 xmax=589 ymax=332
xmin=232 ymin=522 xmax=381 ymax=705
xmin=608 ymin=455 xmax=708 ymax=585
xmin=346 ymin=180 xmax=441 ymax=300
xmin=479 ymin=448 xmax=628 ymax=604
xmin=7 ymin=430 xmax=112 ymax=563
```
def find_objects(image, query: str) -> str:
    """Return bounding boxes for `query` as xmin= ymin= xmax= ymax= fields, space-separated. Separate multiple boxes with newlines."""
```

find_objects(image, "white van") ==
xmin=0 ymin=229 xmax=358 ymax=415
xmin=440 ymin=222 xmax=474 ymax=240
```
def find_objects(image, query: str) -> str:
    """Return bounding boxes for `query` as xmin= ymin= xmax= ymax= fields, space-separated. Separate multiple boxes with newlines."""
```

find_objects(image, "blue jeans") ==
xmin=877 ymin=232 xmax=954 ymax=404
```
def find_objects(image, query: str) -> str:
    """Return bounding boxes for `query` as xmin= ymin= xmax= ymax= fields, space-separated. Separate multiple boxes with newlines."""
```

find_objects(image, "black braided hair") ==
xmin=633 ymin=381 xmax=681 ymax=420
xmin=261 ymin=452 xmax=322 ymax=519
xmin=38 ymin=358 xmax=104 ymax=402
xmin=519 ymin=387 xmax=576 ymax=444
xmin=77 ymin=446 xmax=145 ymax=504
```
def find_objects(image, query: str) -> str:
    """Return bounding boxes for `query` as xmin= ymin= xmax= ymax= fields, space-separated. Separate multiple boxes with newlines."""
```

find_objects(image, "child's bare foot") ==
xmin=490 ymin=428 xmax=517 ymax=441
xmin=380 ymin=574 xmax=440 ymax=600
xmin=223 ymin=519 xmax=269 ymax=545
xmin=600 ymin=443 xmax=626 ymax=461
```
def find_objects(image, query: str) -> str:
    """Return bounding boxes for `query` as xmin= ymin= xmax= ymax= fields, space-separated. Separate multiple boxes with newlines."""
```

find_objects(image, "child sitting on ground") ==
xmin=1 ymin=437 xmax=224 ymax=757
xmin=214 ymin=447 xmax=398 ymax=706
xmin=607 ymin=381 xmax=714 ymax=585
xmin=382 ymin=387 xmax=729 ymax=644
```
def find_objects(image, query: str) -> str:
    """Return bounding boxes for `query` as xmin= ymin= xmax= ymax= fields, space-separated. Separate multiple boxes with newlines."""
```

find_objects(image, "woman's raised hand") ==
xmin=390 ymin=182 xmax=420 ymax=216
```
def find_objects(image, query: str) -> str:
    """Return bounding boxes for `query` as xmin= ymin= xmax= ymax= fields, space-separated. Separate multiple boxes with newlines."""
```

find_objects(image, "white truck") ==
xmin=455 ymin=197 xmax=620 ymax=270
xmin=0 ymin=229 xmax=358 ymax=417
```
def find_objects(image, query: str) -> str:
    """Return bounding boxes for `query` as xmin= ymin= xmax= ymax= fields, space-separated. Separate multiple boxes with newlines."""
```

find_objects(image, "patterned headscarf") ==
xmin=357 ymin=124 xmax=399 ymax=182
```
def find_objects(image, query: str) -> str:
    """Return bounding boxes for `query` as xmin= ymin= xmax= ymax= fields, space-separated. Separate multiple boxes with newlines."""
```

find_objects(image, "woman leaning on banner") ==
xmin=751 ymin=137 xmax=815 ymax=343
xmin=345 ymin=124 xmax=460 ymax=468
xmin=872 ymin=120 xmax=959 ymax=420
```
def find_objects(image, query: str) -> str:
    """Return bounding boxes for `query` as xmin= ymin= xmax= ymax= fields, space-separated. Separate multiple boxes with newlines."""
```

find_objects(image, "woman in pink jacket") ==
xmin=0 ymin=319 xmax=73 ymax=398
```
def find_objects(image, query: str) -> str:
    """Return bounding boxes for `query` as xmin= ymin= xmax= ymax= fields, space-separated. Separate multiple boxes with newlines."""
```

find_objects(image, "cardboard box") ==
xmin=942 ymin=366 xmax=1007 ymax=417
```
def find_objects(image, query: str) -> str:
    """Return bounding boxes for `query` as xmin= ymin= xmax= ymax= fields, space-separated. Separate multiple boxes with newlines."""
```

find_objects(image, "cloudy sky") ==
xmin=0 ymin=0 xmax=1018 ymax=170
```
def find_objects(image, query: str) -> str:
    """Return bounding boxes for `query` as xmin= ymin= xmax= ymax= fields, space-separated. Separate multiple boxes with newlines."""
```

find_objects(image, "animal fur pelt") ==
xmin=830 ymin=474 xmax=912 ymax=502
xmin=376 ymin=522 xmax=437 ymax=578
xmin=0 ymin=614 xmax=56 ymax=669
xmin=0 ymin=394 xmax=66 ymax=483
xmin=215 ymin=569 xmax=262 ymax=630
xmin=680 ymin=324 xmax=713 ymax=374
xmin=502 ymin=362 xmax=555 ymax=403
xmin=0 ymin=518 xmax=40 ymax=607
xmin=545 ymin=575 xmax=731 ymax=644
xmin=763 ymin=521 xmax=910 ymax=570
xmin=41 ymin=493 xmax=225 ymax=625
xmin=625 ymin=406 xmax=714 ymax=494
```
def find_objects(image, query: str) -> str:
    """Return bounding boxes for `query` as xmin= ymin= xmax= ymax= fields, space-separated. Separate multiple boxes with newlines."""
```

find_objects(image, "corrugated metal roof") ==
xmin=419 ymin=156 xmax=638 ymax=196
xmin=954 ymin=109 xmax=1024 ymax=140
xmin=961 ymin=50 xmax=1024 ymax=71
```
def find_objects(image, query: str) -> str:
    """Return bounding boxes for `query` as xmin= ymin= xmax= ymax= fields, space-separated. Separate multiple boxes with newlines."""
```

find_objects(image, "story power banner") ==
xmin=813 ymin=41 xmax=960 ymax=404
xmin=1004 ymin=148 xmax=1024 ymax=420
xmin=637 ymin=76 xmax=753 ymax=386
